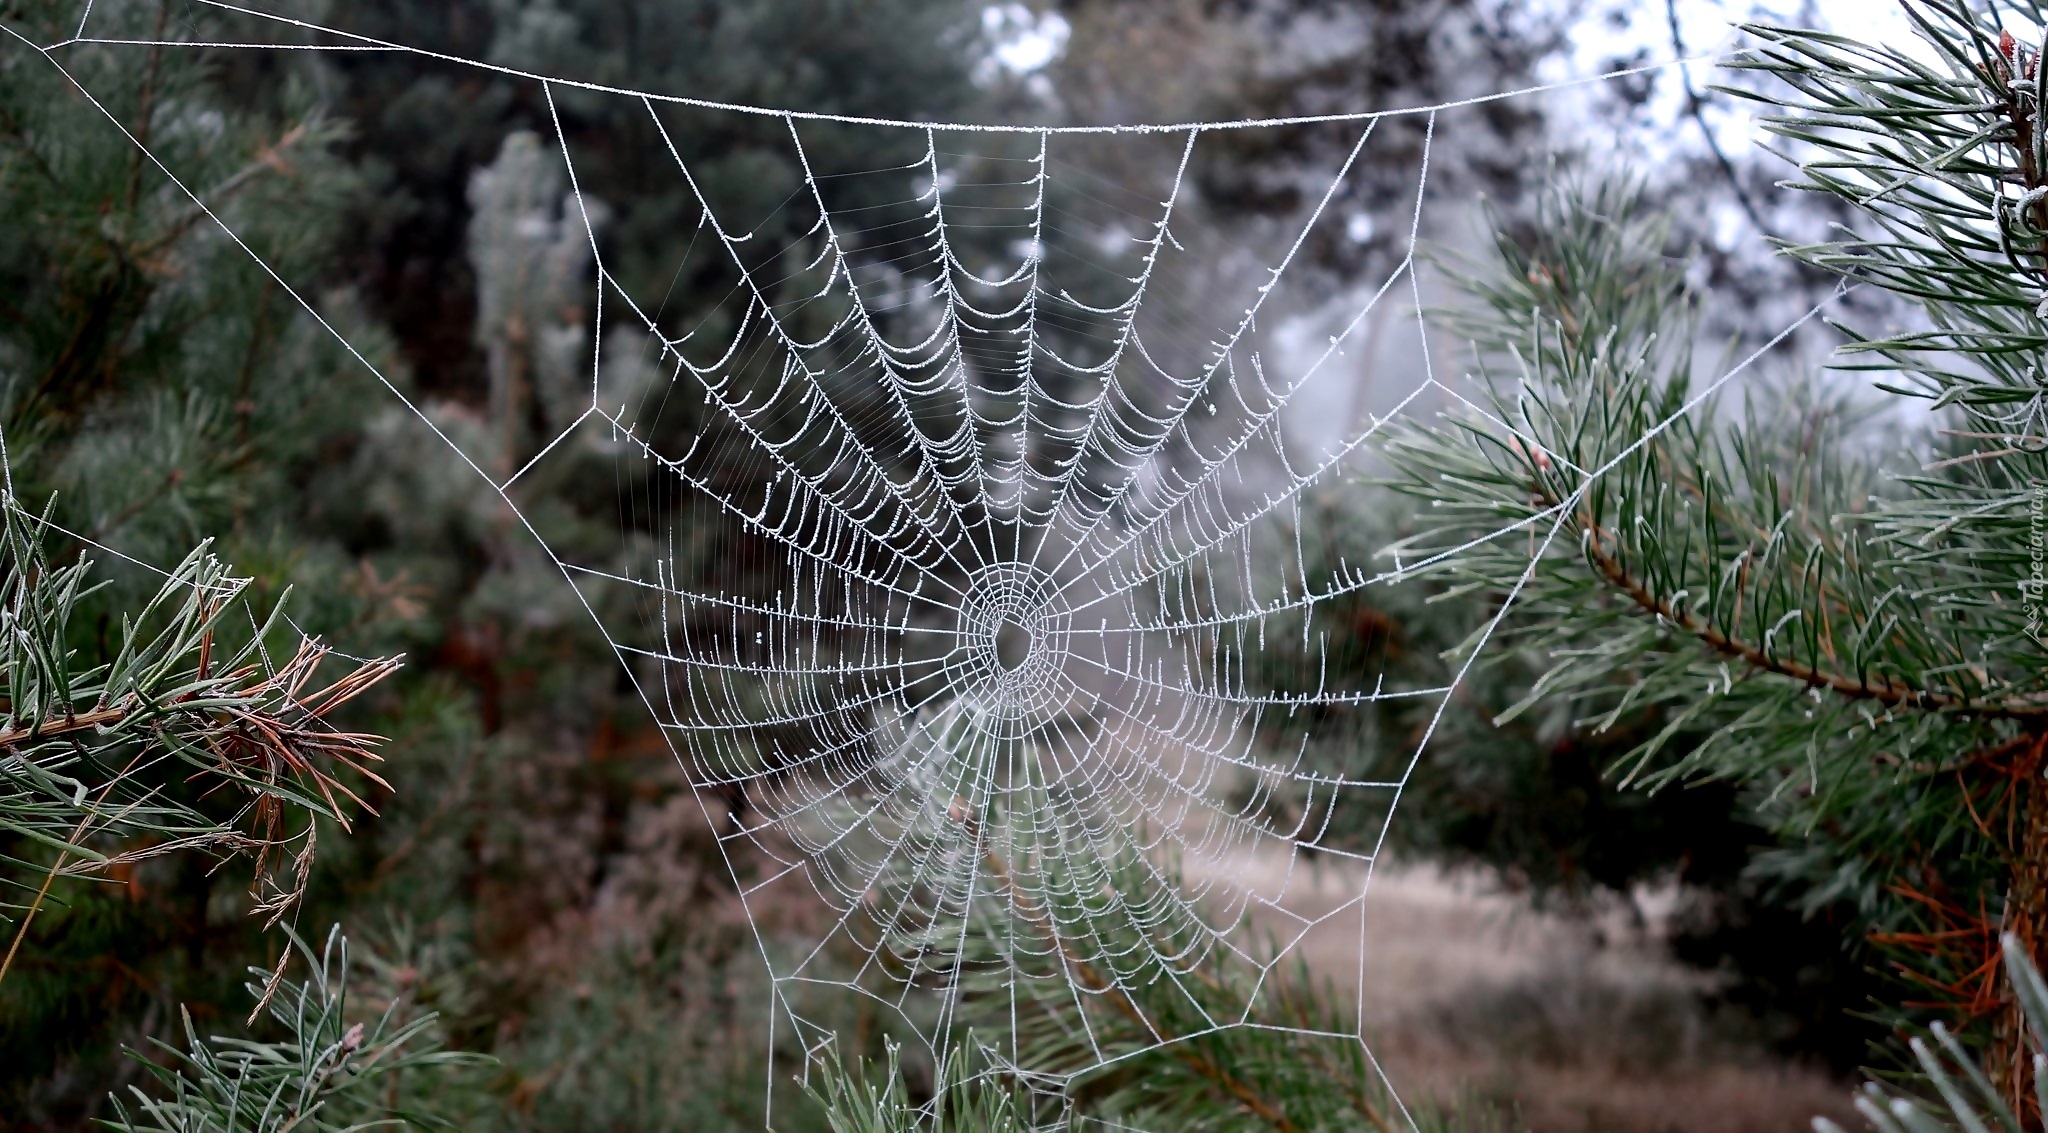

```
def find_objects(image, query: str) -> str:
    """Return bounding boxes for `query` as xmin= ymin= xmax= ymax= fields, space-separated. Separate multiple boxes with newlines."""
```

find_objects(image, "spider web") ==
xmin=8 ymin=2 xmax=1835 ymax=1125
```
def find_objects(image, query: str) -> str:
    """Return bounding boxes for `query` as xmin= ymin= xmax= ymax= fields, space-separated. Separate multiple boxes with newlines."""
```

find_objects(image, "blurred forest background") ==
xmin=0 ymin=0 xmax=1922 ymax=1129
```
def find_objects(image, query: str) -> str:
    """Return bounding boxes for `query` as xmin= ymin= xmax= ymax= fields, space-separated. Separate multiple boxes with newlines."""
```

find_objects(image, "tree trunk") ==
xmin=1997 ymin=731 xmax=2048 ymax=1121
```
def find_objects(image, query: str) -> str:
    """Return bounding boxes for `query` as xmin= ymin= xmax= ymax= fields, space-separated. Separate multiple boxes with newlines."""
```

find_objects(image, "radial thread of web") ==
xmin=4 ymin=3 xmax=1810 ymax=1126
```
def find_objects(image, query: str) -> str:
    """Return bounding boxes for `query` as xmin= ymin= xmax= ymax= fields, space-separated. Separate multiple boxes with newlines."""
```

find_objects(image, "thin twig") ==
xmin=1666 ymin=0 xmax=1774 ymax=237
xmin=0 ymin=746 xmax=147 ymax=988
xmin=0 ymin=850 xmax=68 ymax=988
xmin=1564 ymin=499 xmax=2048 ymax=718
xmin=0 ymin=705 xmax=126 ymax=746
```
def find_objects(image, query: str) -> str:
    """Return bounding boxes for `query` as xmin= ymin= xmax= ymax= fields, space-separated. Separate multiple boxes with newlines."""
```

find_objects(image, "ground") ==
xmin=1210 ymin=852 xmax=1861 ymax=1133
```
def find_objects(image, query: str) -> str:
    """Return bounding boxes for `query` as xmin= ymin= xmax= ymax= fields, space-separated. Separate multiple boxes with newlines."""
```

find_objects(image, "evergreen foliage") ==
xmin=1817 ymin=936 xmax=2048 ymax=1133
xmin=1239 ymin=483 xmax=1761 ymax=904
xmin=0 ymin=495 xmax=398 ymax=967
xmin=808 ymin=772 xmax=1515 ymax=1133
xmin=0 ymin=0 xmax=376 ymax=567
xmin=1379 ymin=0 xmax=2048 ymax=1113
xmin=23 ymin=0 xmax=2048 ymax=1128
xmin=0 ymin=1 xmax=419 ymax=1116
xmin=1 ymin=0 xmax=981 ymax=1125
xmin=804 ymin=1041 xmax=1029 ymax=1133
xmin=105 ymin=925 xmax=484 ymax=1133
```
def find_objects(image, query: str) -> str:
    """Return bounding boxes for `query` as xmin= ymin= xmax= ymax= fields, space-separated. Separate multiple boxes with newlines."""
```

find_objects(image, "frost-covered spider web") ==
xmin=9 ymin=1 xmax=1829 ymax=1124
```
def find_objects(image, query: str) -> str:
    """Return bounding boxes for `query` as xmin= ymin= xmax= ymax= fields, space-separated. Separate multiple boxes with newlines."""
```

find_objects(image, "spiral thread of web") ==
xmin=577 ymin=97 xmax=1451 ymax=1037
xmin=10 ymin=0 xmax=1750 ymax=1091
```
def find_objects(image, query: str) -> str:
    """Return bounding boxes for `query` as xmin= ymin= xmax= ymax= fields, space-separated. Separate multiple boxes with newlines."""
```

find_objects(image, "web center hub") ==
xmin=955 ymin=562 xmax=1073 ymax=718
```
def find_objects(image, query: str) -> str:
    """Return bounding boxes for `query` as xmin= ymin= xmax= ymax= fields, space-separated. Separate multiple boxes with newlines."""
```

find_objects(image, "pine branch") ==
xmin=804 ymin=1037 xmax=1028 ymax=1133
xmin=0 ymin=495 xmax=403 ymax=977
xmin=1816 ymin=934 xmax=2048 ymax=1133
xmin=1567 ymin=490 xmax=2048 ymax=718
xmin=1382 ymin=0 xmax=2048 ymax=1112
xmin=105 ymin=924 xmax=489 ymax=1133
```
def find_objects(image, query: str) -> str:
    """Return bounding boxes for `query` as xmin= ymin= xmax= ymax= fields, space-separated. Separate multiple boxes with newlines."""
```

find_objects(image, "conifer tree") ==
xmin=1379 ymin=0 xmax=2048 ymax=1113
xmin=0 ymin=1 xmax=424 ymax=1117
xmin=43 ymin=0 xmax=2048 ymax=1127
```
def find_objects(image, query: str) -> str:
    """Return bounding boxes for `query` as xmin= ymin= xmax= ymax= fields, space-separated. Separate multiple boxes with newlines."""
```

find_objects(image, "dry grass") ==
xmin=1193 ymin=853 xmax=1863 ymax=1133
xmin=501 ymin=757 xmax=1864 ymax=1133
